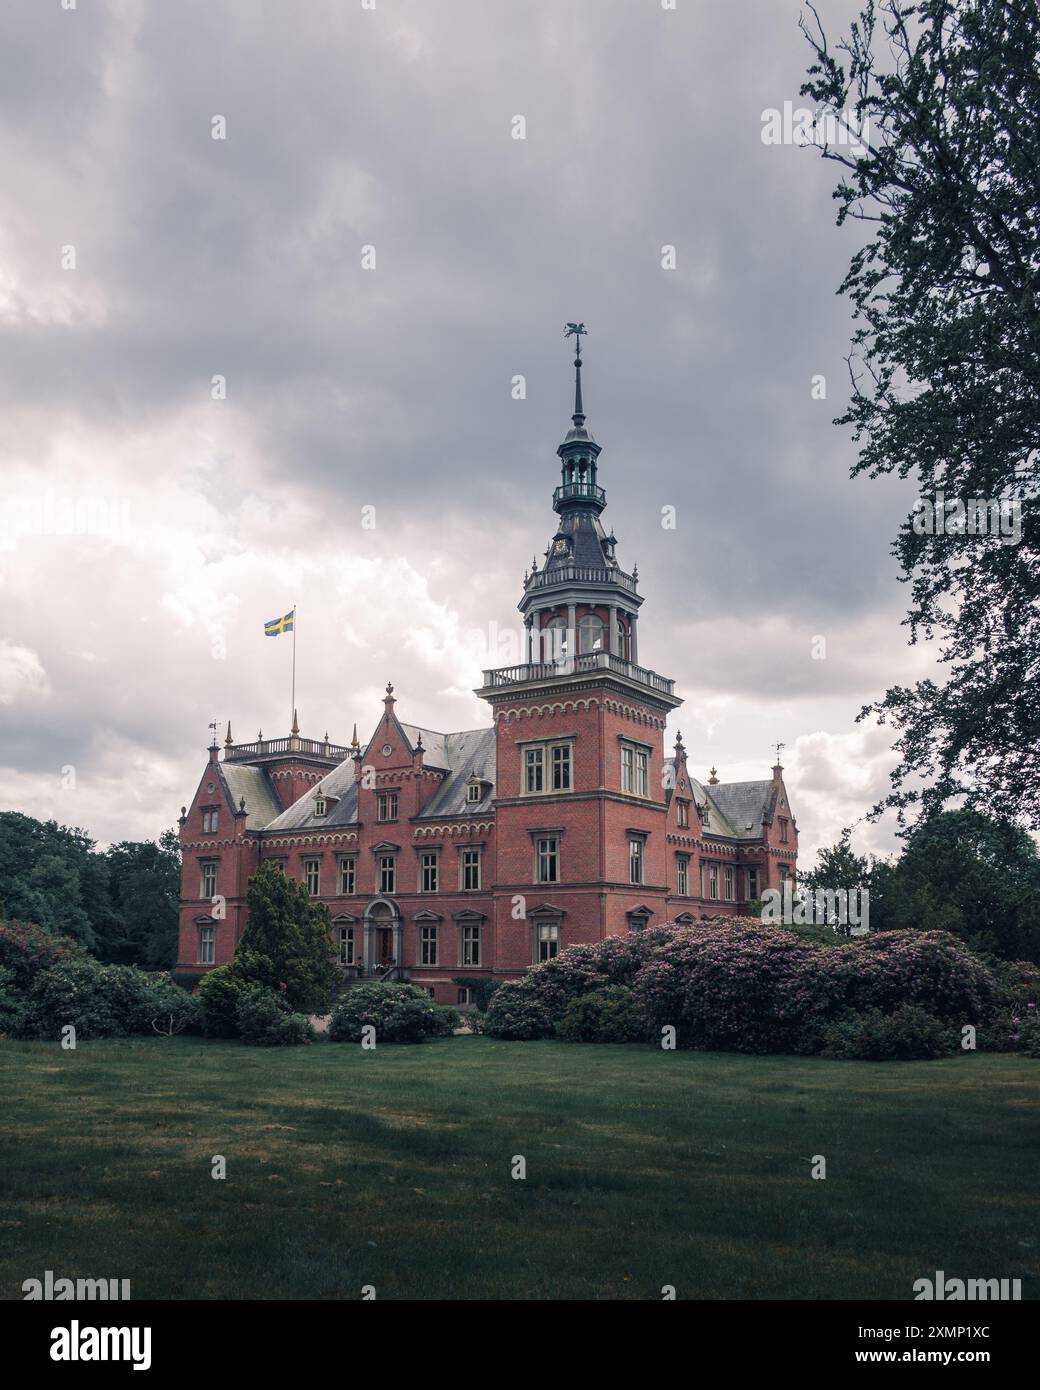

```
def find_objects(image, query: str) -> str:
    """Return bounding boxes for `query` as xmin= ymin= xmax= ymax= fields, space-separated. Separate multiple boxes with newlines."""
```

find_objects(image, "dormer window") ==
xmin=314 ymin=797 xmax=327 ymax=817
xmin=466 ymin=781 xmax=482 ymax=804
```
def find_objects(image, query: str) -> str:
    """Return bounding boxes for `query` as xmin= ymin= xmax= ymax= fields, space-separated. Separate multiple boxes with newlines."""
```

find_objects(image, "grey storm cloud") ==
xmin=0 ymin=0 xmax=924 ymax=862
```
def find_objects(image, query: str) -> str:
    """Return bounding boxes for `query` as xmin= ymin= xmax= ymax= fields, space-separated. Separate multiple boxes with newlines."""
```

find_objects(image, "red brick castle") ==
xmin=177 ymin=335 xmax=798 ymax=1000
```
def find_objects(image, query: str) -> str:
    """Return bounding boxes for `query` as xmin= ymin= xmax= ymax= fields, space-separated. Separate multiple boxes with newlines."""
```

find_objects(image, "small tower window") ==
xmin=577 ymin=614 xmax=604 ymax=654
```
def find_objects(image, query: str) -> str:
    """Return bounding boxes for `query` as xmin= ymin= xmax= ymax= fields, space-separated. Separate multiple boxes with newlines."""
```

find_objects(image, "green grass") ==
xmin=1 ymin=1037 xmax=1037 ymax=1300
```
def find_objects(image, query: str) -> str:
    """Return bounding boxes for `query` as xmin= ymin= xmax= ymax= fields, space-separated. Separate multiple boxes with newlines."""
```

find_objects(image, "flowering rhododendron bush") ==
xmin=486 ymin=919 xmax=1021 ymax=1057
xmin=0 ymin=919 xmax=85 ymax=992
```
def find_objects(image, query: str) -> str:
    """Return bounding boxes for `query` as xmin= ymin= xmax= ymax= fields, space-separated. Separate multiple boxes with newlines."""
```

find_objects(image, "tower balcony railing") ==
xmin=224 ymin=736 xmax=353 ymax=762
xmin=553 ymin=481 xmax=606 ymax=508
xmin=526 ymin=564 xmax=638 ymax=594
xmin=481 ymin=650 xmax=675 ymax=696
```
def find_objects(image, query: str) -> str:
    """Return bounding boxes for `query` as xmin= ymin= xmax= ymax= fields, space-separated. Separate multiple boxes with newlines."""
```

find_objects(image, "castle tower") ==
xmin=476 ymin=328 xmax=682 ymax=965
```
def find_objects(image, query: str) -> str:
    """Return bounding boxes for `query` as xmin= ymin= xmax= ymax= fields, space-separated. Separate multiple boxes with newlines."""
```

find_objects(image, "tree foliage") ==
xmin=235 ymin=861 xmax=337 ymax=1015
xmin=801 ymin=0 xmax=1040 ymax=827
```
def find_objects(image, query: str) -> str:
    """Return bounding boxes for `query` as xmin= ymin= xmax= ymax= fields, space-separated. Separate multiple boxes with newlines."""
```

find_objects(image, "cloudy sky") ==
xmin=0 ymin=0 xmax=932 ymax=864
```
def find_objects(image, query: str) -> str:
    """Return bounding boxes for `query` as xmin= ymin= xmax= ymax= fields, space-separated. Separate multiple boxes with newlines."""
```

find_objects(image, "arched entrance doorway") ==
xmin=364 ymin=898 xmax=403 ymax=976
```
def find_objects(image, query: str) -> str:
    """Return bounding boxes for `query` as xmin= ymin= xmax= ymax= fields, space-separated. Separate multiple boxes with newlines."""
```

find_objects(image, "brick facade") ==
xmin=176 ymin=348 xmax=798 ymax=1001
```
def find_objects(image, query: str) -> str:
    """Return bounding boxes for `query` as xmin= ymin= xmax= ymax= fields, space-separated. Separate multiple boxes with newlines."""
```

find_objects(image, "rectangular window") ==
xmin=709 ymin=864 xmax=719 ymax=900
xmin=420 ymin=923 xmax=438 ymax=966
xmin=461 ymin=924 xmax=481 ymax=966
xmin=457 ymin=987 xmax=474 ymax=1006
xmin=200 ymin=861 xmax=217 ymax=899
xmin=621 ymin=744 xmax=649 ymax=796
xmin=378 ymin=791 xmax=398 ymax=822
xmin=339 ymin=858 xmax=356 ymax=896
xmin=197 ymin=925 xmax=215 ymax=965
xmin=337 ymin=926 xmax=356 ymax=965
xmin=537 ymin=922 xmax=559 ymax=961
xmin=677 ymin=800 xmax=689 ymax=828
xmin=778 ymin=864 xmax=790 ymax=884
xmin=467 ymin=782 xmax=482 ymax=803
xmin=747 ymin=867 xmax=760 ymax=900
xmin=551 ymin=744 xmax=571 ymax=791
xmin=304 ymin=859 xmax=320 ymax=896
xmin=420 ymin=853 xmax=439 ymax=893
xmin=629 ymin=837 xmax=644 ymax=884
xmin=202 ymin=809 xmax=219 ymax=833
xmin=379 ymin=856 xmax=396 ymax=894
xmin=525 ymin=746 xmax=544 ymax=793
xmin=779 ymin=817 xmax=789 ymax=843
xmin=724 ymin=865 xmax=734 ymax=900
xmin=677 ymin=856 xmax=689 ymax=896
xmin=536 ymin=836 xmax=559 ymax=884
xmin=461 ymin=848 xmax=481 ymax=891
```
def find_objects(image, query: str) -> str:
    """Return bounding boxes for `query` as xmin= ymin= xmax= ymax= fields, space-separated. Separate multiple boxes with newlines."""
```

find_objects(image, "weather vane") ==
xmin=564 ymin=321 xmax=587 ymax=359
xmin=208 ymin=719 xmax=219 ymax=746
xmin=774 ymin=741 xmax=785 ymax=763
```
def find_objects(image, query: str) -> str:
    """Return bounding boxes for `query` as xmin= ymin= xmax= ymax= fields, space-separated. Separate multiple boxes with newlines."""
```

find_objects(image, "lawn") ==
xmin=1 ymin=1037 xmax=1037 ymax=1300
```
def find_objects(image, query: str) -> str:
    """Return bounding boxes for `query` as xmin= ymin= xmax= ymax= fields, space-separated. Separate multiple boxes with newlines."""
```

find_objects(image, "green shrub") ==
xmin=0 ymin=965 xmax=29 ymax=1037
xmin=26 ymin=958 xmax=150 ymax=1040
xmin=484 ymin=983 xmax=555 ymax=1040
xmin=556 ymin=985 xmax=645 ymax=1043
xmin=1020 ymin=1017 xmax=1040 ymax=1059
xmin=427 ymin=1004 xmax=462 ymax=1037
xmin=133 ymin=974 xmax=201 ymax=1036
xmin=235 ymin=985 xmax=315 ymax=1047
xmin=195 ymin=965 xmax=252 ymax=1038
xmin=328 ymin=983 xmax=452 ymax=1044
xmin=973 ymin=1010 xmax=1023 ymax=1053
xmin=0 ymin=920 xmax=85 ymax=992
xmin=452 ymin=976 xmax=501 ymax=1010
xmin=822 ymin=1005 xmax=953 ymax=1061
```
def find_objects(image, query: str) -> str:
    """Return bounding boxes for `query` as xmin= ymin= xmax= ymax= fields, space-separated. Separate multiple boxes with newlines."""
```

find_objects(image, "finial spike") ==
xmin=291 ymin=708 xmax=300 ymax=736
xmin=224 ymin=720 xmax=233 ymax=746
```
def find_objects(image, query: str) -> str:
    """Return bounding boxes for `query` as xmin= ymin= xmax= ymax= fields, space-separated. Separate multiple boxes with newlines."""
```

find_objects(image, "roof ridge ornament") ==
xmin=563 ymin=322 xmax=587 ymax=426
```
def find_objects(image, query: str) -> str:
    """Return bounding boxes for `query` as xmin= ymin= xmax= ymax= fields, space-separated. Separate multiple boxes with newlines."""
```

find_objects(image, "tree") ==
xmin=235 ymin=861 xmax=337 ymax=1014
xmin=874 ymin=810 xmax=1040 ymax=959
xmin=103 ymin=830 xmax=181 ymax=969
xmin=799 ymin=829 xmax=871 ymax=893
xmin=800 ymin=1 xmax=1040 ymax=829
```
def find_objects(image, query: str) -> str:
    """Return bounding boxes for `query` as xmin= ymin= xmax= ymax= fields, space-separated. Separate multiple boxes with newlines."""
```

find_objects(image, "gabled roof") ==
xmin=218 ymin=763 xmax=282 ymax=831
xmin=665 ymin=760 xmax=776 ymax=841
xmin=256 ymin=725 xmax=496 ymax=832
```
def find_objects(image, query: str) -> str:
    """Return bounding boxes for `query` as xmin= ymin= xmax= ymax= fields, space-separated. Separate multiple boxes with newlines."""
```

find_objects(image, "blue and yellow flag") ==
xmin=264 ymin=609 xmax=295 ymax=637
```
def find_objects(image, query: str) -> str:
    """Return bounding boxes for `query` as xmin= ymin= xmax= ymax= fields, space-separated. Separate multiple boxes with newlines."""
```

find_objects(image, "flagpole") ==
xmin=291 ymin=605 xmax=296 ymax=729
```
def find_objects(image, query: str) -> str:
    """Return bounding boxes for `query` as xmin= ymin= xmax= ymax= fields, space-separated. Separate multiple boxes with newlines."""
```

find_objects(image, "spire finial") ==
xmin=384 ymin=681 xmax=396 ymax=708
xmin=291 ymin=708 xmax=300 ymax=736
xmin=224 ymin=720 xmax=233 ymax=747
xmin=564 ymin=322 xmax=587 ymax=426
xmin=708 ymin=767 xmax=719 ymax=785
xmin=350 ymin=722 xmax=359 ymax=750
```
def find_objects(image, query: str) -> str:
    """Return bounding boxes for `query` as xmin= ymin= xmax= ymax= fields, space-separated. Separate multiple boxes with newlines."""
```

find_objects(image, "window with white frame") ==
xmin=778 ymin=863 xmax=791 ymax=884
xmin=677 ymin=800 xmax=689 ymax=828
xmin=523 ymin=741 xmax=573 ymax=794
xmin=577 ymin=613 xmax=604 ymax=654
xmin=314 ymin=797 xmax=327 ymax=817
xmin=536 ymin=921 xmax=559 ymax=962
xmin=629 ymin=836 xmax=644 ymax=885
xmin=461 ymin=923 xmax=481 ymax=966
xmin=779 ymin=817 xmax=789 ymax=843
xmin=420 ymin=852 xmax=439 ymax=893
xmin=197 ymin=924 xmax=215 ymax=964
xmin=202 ymin=809 xmax=219 ymax=833
xmin=747 ymin=866 xmax=760 ymax=899
xmin=377 ymin=791 xmax=398 ymax=822
xmin=337 ymin=926 xmax=356 ymax=965
xmin=621 ymin=743 xmax=649 ymax=797
xmin=724 ymin=865 xmax=734 ymax=900
xmin=379 ymin=855 xmax=396 ymax=894
xmin=457 ymin=987 xmax=474 ymax=1006
xmin=536 ymin=836 xmax=559 ymax=884
xmin=677 ymin=856 xmax=689 ymax=896
xmin=708 ymin=863 xmax=719 ymax=900
xmin=200 ymin=861 xmax=217 ymax=899
xmin=420 ymin=922 xmax=438 ymax=966
xmin=339 ymin=857 xmax=356 ymax=895
xmin=461 ymin=847 xmax=481 ymax=891
xmin=303 ymin=859 xmax=320 ymax=896
xmin=466 ymin=781 xmax=482 ymax=803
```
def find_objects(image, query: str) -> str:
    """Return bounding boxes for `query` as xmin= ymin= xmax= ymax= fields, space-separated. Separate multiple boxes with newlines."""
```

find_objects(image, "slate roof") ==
xmin=218 ymin=763 xmax=283 ymax=831
xmin=665 ymin=760 xmax=775 ymax=841
xmin=259 ymin=725 xmax=497 ymax=833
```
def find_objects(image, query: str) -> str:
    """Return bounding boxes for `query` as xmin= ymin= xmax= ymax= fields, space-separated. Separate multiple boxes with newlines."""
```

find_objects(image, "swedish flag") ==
xmin=264 ymin=609 xmax=295 ymax=637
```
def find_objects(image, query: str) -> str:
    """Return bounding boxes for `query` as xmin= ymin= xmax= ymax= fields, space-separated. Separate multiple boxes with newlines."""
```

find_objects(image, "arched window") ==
xmin=546 ymin=616 xmax=568 ymax=660
xmin=577 ymin=614 xmax=604 ymax=654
